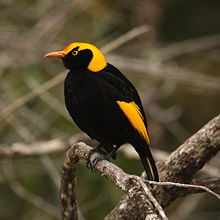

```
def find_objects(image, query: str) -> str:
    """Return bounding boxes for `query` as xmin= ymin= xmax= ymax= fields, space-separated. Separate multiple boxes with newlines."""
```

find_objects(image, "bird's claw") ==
xmin=86 ymin=148 xmax=107 ymax=172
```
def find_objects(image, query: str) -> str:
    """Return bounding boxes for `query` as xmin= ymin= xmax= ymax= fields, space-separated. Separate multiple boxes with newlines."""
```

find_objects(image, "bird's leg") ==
xmin=86 ymin=143 xmax=107 ymax=172
xmin=86 ymin=144 xmax=121 ymax=171
xmin=105 ymin=144 xmax=121 ymax=160
xmin=103 ymin=144 xmax=117 ymax=159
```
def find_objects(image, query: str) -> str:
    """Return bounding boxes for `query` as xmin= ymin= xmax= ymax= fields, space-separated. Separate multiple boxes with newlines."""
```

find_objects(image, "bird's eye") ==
xmin=72 ymin=50 xmax=78 ymax=56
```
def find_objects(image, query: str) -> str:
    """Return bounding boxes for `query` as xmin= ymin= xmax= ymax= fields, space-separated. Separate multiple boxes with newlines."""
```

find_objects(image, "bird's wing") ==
xmin=104 ymin=64 xmax=148 ymax=127
xmin=95 ymin=65 xmax=150 ymax=144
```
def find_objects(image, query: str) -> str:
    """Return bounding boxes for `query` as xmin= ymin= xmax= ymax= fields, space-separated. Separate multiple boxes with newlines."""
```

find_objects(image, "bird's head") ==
xmin=44 ymin=42 xmax=107 ymax=72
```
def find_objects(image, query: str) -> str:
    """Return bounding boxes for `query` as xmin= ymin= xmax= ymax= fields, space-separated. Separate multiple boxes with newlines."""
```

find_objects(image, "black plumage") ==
xmin=45 ymin=42 xmax=159 ymax=181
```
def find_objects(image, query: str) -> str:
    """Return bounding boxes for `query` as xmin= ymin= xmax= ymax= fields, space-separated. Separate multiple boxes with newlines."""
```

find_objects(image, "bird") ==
xmin=44 ymin=42 xmax=159 ymax=181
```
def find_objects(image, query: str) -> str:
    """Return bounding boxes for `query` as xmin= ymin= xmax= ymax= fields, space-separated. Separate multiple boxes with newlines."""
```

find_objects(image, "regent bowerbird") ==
xmin=45 ymin=42 xmax=159 ymax=181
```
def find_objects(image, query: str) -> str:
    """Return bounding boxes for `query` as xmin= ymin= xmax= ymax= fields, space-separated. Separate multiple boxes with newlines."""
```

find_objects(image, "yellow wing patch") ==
xmin=116 ymin=101 xmax=150 ymax=145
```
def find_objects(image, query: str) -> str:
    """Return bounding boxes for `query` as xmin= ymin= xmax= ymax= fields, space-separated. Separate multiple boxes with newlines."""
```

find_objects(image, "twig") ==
xmin=133 ymin=176 xmax=168 ymax=220
xmin=147 ymin=181 xmax=220 ymax=200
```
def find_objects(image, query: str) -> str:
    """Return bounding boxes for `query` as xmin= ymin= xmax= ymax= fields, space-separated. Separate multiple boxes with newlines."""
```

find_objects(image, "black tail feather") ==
xmin=139 ymin=149 xmax=159 ymax=181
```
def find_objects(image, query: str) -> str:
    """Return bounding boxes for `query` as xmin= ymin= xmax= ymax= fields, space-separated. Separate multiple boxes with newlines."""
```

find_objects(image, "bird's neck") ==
xmin=64 ymin=69 xmax=86 ymax=92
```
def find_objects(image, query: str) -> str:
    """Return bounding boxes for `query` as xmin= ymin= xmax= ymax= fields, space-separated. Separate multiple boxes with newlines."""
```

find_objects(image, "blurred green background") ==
xmin=0 ymin=0 xmax=220 ymax=219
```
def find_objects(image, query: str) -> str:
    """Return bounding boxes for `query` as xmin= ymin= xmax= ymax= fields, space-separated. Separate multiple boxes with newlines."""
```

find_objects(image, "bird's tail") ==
xmin=139 ymin=147 xmax=159 ymax=182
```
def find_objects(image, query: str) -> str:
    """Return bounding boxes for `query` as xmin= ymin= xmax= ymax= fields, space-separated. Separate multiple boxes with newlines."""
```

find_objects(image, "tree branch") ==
xmin=60 ymin=143 xmax=167 ymax=220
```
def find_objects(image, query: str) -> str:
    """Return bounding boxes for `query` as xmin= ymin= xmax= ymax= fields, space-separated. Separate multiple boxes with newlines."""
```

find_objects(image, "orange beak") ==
xmin=44 ymin=51 xmax=65 ymax=58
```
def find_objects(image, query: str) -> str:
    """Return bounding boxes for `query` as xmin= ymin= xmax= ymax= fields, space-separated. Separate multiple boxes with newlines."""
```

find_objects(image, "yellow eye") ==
xmin=72 ymin=50 xmax=78 ymax=56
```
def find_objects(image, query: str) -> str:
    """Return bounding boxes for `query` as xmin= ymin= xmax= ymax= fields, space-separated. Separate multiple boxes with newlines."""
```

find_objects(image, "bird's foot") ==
xmin=86 ymin=148 xmax=107 ymax=172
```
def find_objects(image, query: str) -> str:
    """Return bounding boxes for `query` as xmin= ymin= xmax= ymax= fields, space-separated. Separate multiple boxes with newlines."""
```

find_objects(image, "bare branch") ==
xmin=61 ymin=142 xmax=167 ymax=220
